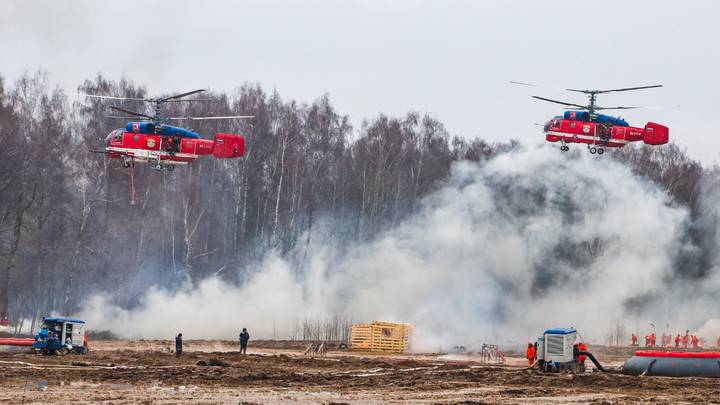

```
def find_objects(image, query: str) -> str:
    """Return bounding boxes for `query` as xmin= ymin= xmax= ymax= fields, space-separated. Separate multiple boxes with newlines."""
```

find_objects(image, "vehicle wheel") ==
xmin=589 ymin=147 xmax=597 ymax=154
xmin=597 ymin=148 xmax=604 ymax=155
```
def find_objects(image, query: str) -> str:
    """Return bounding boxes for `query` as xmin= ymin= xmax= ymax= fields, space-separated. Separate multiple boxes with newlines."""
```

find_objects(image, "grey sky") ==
xmin=2 ymin=0 xmax=719 ymax=163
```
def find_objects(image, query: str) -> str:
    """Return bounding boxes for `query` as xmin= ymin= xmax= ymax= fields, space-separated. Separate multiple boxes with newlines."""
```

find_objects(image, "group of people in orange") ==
xmin=630 ymin=330 xmax=720 ymax=349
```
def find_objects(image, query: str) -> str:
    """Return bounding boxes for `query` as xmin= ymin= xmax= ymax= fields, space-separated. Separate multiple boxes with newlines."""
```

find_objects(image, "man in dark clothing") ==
xmin=239 ymin=328 xmax=249 ymax=354
xmin=175 ymin=333 xmax=183 ymax=357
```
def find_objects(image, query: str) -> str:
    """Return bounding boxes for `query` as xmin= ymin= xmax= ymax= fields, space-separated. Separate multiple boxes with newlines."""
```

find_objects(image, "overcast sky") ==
xmin=2 ymin=0 xmax=719 ymax=163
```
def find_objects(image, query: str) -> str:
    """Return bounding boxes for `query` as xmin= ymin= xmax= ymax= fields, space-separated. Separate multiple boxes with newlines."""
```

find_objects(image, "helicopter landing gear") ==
xmin=588 ymin=146 xmax=604 ymax=155
xmin=148 ymin=156 xmax=164 ymax=171
xmin=122 ymin=156 xmax=135 ymax=169
xmin=560 ymin=145 xmax=569 ymax=152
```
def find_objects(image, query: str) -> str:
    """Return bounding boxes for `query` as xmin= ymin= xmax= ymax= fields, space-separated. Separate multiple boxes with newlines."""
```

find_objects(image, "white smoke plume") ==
xmin=79 ymin=145 xmax=705 ymax=350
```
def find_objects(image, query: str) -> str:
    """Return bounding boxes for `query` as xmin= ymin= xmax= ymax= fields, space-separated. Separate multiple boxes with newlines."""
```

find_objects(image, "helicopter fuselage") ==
xmin=104 ymin=126 xmax=245 ymax=168
xmin=544 ymin=116 xmax=668 ymax=150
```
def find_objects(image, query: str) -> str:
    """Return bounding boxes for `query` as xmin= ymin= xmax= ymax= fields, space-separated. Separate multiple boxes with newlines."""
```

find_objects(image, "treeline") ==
xmin=0 ymin=72 xmax=712 ymax=330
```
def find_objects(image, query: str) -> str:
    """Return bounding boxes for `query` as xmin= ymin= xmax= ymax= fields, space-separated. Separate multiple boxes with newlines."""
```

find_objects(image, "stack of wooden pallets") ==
xmin=350 ymin=321 xmax=414 ymax=353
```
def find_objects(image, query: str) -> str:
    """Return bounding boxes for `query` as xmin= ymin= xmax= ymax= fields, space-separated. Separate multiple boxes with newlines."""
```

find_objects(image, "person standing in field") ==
xmin=525 ymin=343 xmax=536 ymax=366
xmin=175 ymin=333 xmax=183 ymax=357
xmin=239 ymin=328 xmax=250 ymax=354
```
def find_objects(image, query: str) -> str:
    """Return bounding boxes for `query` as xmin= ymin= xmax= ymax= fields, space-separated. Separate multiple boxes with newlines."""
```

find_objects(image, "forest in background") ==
xmin=0 ymin=72 xmax=712 ymax=332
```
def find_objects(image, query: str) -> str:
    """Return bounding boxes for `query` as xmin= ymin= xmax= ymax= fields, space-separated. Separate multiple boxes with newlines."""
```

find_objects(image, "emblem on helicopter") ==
xmin=582 ymin=125 xmax=591 ymax=134
xmin=147 ymin=138 xmax=156 ymax=148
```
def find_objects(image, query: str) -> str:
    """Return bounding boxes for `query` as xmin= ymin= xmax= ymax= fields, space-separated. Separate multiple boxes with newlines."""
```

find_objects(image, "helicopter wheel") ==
xmin=123 ymin=161 xmax=130 ymax=169
xmin=597 ymin=148 xmax=604 ymax=155
xmin=166 ymin=165 xmax=175 ymax=172
xmin=589 ymin=147 xmax=597 ymax=154
xmin=560 ymin=146 xmax=569 ymax=152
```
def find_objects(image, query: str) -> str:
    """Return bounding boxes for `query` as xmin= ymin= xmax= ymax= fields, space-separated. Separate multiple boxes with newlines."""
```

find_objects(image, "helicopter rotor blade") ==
xmin=510 ymin=81 xmax=543 ymax=87
xmin=566 ymin=85 xmax=663 ymax=94
xmin=110 ymin=106 xmax=153 ymax=119
xmin=167 ymin=115 xmax=255 ymax=120
xmin=75 ymin=93 xmax=146 ymax=101
xmin=163 ymin=98 xmax=214 ymax=103
xmin=160 ymin=89 xmax=207 ymax=102
xmin=105 ymin=115 xmax=147 ymax=119
xmin=531 ymin=96 xmax=586 ymax=109
xmin=595 ymin=106 xmax=642 ymax=110
xmin=510 ymin=81 xmax=570 ymax=92
xmin=595 ymin=85 xmax=663 ymax=94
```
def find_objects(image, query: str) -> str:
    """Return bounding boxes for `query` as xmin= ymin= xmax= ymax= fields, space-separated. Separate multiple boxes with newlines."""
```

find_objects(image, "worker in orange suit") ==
xmin=682 ymin=333 xmax=689 ymax=348
xmin=650 ymin=333 xmax=656 ymax=347
xmin=675 ymin=334 xmax=681 ymax=348
xmin=526 ymin=343 xmax=536 ymax=366
xmin=577 ymin=342 xmax=588 ymax=365
xmin=691 ymin=335 xmax=699 ymax=348
xmin=631 ymin=333 xmax=637 ymax=346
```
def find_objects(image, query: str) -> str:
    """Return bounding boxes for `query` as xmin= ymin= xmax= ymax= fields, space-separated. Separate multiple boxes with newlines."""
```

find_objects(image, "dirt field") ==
xmin=1 ymin=341 xmax=718 ymax=404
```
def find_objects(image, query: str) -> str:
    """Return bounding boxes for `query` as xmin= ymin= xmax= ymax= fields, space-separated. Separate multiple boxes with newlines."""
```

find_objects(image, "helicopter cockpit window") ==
xmin=113 ymin=130 xmax=123 ymax=142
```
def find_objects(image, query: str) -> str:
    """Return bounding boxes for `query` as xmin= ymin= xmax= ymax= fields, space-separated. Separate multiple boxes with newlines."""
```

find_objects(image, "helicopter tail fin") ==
xmin=213 ymin=133 xmax=245 ymax=158
xmin=642 ymin=122 xmax=669 ymax=145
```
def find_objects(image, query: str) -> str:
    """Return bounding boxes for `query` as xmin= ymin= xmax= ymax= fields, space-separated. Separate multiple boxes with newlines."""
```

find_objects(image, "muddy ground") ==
xmin=1 ymin=341 xmax=718 ymax=404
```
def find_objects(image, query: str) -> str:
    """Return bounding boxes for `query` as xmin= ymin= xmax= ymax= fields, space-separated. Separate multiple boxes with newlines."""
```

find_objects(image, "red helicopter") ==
xmin=512 ymin=82 xmax=669 ymax=155
xmin=82 ymin=89 xmax=252 ymax=170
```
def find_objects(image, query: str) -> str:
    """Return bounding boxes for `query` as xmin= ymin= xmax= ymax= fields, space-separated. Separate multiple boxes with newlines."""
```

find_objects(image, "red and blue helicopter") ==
xmin=82 ymin=89 xmax=251 ymax=171
xmin=512 ymin=82 xmax=669 ymax=155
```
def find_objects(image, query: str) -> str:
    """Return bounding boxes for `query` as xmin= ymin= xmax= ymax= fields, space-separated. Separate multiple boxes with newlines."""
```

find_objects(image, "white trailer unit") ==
xmin=538 ymin=328 xmax=578 ymax=372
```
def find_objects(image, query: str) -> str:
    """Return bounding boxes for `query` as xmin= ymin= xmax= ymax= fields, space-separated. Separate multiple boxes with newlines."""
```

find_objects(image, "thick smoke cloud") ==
xmin=80 ymin=145 xmax=702 ymax=349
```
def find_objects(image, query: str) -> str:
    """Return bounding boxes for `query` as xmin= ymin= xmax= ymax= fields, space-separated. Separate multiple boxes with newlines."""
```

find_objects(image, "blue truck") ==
xmin=33 ymin=317 xmax=87 ymax=355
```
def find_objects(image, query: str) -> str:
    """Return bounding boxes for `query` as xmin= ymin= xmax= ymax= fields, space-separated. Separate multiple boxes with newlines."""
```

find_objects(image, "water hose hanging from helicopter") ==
xmin=128 ymin=161 xmax=136 ymax=206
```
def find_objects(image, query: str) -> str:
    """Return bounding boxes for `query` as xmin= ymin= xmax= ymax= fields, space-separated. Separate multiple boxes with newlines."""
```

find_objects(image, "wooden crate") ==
xmin=351 ymin=321 xmax=414 ymax=353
